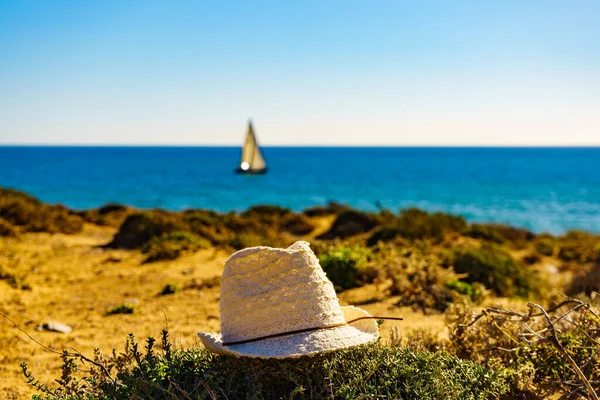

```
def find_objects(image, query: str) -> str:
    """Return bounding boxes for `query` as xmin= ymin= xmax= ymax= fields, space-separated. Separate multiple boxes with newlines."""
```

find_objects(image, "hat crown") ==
xmin=218 ymin=241 xmax=345 ymax=343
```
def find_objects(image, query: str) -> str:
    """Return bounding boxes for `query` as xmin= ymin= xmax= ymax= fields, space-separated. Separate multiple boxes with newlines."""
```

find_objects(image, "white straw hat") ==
xmin=198 ymin=241 xmax=379 ymax=358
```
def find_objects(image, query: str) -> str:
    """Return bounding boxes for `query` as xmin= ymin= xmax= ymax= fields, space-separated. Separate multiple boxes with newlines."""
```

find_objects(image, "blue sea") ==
xmin=0 ymin=146 xmax=599 ymax=235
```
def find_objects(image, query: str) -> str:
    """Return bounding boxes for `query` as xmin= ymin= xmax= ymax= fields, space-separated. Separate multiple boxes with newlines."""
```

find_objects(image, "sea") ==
xmin=0 ymin=146 xmax=599 ymax=235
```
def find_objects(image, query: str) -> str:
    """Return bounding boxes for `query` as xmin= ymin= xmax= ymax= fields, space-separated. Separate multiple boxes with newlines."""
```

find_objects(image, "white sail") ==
xmin=239 ymin=122 xmax=266 ymax=172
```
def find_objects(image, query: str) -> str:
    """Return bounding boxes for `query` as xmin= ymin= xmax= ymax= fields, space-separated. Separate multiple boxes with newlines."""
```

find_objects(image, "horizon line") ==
xmin=1 ymin=143 xmax=600 ymax=148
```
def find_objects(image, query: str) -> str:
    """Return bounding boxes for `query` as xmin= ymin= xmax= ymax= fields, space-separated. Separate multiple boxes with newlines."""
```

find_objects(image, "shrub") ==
xmin=160 ymin=283 xmax=180 ymax=295
xmin=0 ymin=188 xmax=83 ymax=234
xmin=384 ymin=248 xmax=459 ymax=312
xmin=366 ymin=226 xmax=401 ymax=246
xmin=464 ymin=223 xmax=505 ymax=244
xmin=567 ymin=262 xmax=600 ymax=295
xmin=279 ymin=214 xmax=314 ymax=235
xmin=395 ymin=208 xmax=467 ymax=241
xmin=108 ymin=210 xmax=189 ymax=249
xmin=303 ymin=202 xmax=348 ymax=217
xmin=535 ymin=237 xmax=556 ymax=256
xmin=106 ymin=303 xmax=136 ymax=315
xmin=0 ymin=266 xmax=32 ymax=290
xmin=142 ymin=231 xmax=210 ymax=262
xmin=318 ymin=246 xmax=375 ymax=291
xmin=557 ymin=230 xmax=600 ymax=264
xmin=445 ymin=280 xmax=487 ymax=304
xmin=447 ymin=245 xmax=538 ymax=298
xmin=21 ymin=332 xmax=509 ymax=399
xmin=317 ymin=210 xmax=379 ymax=240
xmin=0 ymin=217 xmax=16 ymax=237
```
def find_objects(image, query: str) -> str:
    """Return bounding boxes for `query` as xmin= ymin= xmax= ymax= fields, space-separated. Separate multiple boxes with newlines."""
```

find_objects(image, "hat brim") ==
xmin=197 ymin=306 xmax=379 ymax=359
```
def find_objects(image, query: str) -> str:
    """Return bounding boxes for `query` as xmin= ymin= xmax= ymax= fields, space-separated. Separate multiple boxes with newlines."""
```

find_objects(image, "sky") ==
xmin=0 ymin=0 xmax=599 ymax=146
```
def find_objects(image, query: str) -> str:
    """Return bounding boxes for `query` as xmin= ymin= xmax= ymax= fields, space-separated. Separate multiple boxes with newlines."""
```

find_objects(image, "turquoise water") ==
xmin=0 ymin=146 xmax=599 ymax=234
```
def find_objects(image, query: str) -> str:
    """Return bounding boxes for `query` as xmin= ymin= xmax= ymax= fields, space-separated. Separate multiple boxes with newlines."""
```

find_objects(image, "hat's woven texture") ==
xmin=198 ymin=241 xmax=379 ymax=358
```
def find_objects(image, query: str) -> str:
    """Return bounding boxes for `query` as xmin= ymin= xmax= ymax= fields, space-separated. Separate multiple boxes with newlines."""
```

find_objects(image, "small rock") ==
xmin=35 ymin=322 xmax=72 ymax=334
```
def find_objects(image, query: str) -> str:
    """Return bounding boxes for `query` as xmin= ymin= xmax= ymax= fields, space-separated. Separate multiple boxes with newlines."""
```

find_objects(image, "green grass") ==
xmin=23 ymin=334 xmax=509 ymax=400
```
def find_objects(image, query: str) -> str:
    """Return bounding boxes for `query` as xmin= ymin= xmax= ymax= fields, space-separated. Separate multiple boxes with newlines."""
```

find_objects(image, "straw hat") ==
xmin=198 ymin=241 xmax=379 ymax=358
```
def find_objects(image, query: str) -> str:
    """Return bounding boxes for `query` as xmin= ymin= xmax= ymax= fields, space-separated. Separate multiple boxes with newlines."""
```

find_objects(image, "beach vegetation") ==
xmin=0 ymin=217 xmax=16 ymax=236
xmin=303 ymin=201 xmax=348 ymax=217
xmin=318 ymin=246 xmax=376 ymax=291
xmin=366 ymin=226 xmax=402 ymax=246
xmin=106 ymin=303 xmax=136 ymax=315
xmin=141 ymin=231 xmax=210 ymax=262
xmin=556 ymin=230 xmax=600 ymax=264
xmin=0 ymin=188 xmax=83 ymax=234
xmin=394 ymin=208 xmax=467 ymax=241
xmin=0 ymin=265 xmax=31 ymax=290
xmin=108 ymin=210 xmax=189 ymax=249
xmin=383 ymin=247 xmax=460 ymax=312
xmin=317 ymin=209 xmax=379 ymax=240
xmin=159 ymin=283 xmax=181 ymax=296
xmin=280 ymin=213 xmax=315 ymax=235
xmin=21 ymin=330 xmax=509 ymax=400
xmin=445 ymin=244 xmax=538 ymax=298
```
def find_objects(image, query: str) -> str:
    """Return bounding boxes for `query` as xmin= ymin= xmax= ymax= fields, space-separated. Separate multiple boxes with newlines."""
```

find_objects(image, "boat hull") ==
xmin=235 ymin=167 xmax=268 ymax=175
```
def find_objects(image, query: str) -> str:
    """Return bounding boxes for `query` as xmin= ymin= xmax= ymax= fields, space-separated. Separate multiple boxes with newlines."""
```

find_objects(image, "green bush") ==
xmin=445 ymin=280 xmax=487 ymax=304
xmin=21 ymin=332 xmax=509 ymax=400
xmin=142 ymin=231 xmax=210 ymax=262
xmin=319 ymin=246 xmax=375 ymax=291
xmin=396 ymin=208 xmax=467 ymax=241
xmin=447 ymin=245 xmax=538 ymax=298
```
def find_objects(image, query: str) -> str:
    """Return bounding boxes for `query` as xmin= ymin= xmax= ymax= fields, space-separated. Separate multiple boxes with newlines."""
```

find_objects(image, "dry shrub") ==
xmin=383 ymin=246 xmax=460 ymax=312
xmin=78 ymin=203 xmax=131 ymax=227
xmin=280 ymin=214 xmax=314 ymax=235
xmin=447 ymin=297 xmax=600 ymax=398
xmin=317 ymin=210 xmax=379 ymax=240
xmin=394 ymin=208 xmax=467 ymax=241
xmin=557 ymin=230 xmax=600 ymax=264
xmin=568 ymin=262 xmax=600 ymax=295
xmin=108 ymin=210 xmax=189 ymax=249
xmin=303 ymin=202 xmax=348 ymax=217
xmin=141 ymin=231 xmax=210 ymax=262
xmin=0 ymin=217 xmax=16 ymax=237
xmin=0 ymin=188 xmax=83 ymax=234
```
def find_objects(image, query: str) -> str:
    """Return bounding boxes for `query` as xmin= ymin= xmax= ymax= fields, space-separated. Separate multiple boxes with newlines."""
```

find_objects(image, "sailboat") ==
xmin=235 ymin=120 xmax=267 ymax=174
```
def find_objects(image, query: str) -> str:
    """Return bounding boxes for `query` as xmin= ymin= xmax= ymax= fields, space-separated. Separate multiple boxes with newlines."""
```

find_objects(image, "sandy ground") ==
xmin=0 ymin=225 xmax=447 ymax=399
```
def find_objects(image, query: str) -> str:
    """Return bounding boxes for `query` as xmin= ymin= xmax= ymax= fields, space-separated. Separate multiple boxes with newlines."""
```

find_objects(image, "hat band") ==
xmin=222 ymin=316 xmax=403 ymax=346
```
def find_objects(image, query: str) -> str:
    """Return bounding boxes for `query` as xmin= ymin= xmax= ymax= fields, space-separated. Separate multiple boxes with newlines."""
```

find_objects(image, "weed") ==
xmin=106 ymin=303 xmax=136 ymax=315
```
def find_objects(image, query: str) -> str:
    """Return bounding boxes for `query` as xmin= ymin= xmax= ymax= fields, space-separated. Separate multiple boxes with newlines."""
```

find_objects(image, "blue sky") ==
xmin=1 ymin=0 xmax=598 ymax=145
